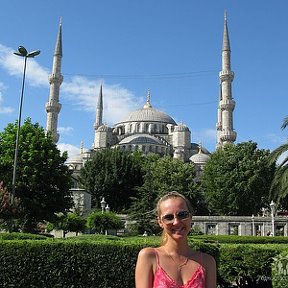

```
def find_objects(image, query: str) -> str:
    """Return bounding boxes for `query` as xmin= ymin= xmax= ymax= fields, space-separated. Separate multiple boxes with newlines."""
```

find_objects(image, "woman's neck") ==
xmin=163 ymin=238 xmax=190 ymax=255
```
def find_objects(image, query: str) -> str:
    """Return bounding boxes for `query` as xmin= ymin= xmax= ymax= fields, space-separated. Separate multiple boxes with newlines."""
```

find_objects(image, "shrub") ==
xmin=86 ymin=211 xmax=123 ymax=233
xmin=0 ymin=232 xmax=52 ymax=240
xmin=218 ymin=244 xmax=286 ymax=288
xmin=272 ymin=250 xmax=288 ymax=288
xmin=0 ymin=237 xmax=217 ymax=288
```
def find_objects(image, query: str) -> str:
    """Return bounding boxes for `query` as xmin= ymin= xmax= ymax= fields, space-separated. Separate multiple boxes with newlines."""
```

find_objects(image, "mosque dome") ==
xmin=120 ymin=107 xmax=176 ymax=124
xmin=115 ymin=90 xmax=176 ymax=125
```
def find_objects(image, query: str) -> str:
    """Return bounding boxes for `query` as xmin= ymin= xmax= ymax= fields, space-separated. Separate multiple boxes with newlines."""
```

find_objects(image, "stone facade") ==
xmin=192 ymin=215 xmax=288 ymax=236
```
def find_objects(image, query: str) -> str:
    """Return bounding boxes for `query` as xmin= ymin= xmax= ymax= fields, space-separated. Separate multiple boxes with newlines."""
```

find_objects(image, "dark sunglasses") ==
xmin=161 ymin=210 xmax=190 ymax=224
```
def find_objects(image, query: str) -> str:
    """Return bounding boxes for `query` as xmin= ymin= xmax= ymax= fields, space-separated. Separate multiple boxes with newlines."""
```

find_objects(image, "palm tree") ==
xmin=269 ymin=117 xmax=288 ymax=206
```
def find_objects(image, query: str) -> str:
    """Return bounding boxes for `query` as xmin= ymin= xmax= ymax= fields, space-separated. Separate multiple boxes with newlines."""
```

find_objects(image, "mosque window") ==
xmin=136 ymin=123 xmax=140 ymax=132
xmin=145 ymin=124 xmax=149 ymax=132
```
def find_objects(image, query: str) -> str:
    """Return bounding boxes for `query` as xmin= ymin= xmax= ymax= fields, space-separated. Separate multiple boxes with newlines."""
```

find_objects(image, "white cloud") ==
xmin=57 ymin=143 xmax=81 ymax=158
xmin=0 ymin=44 xmax=142 ymax=132
xmin=0 ymin=44 xmax=49 ymax=87
xmin=192 ymin=128 xmax=216 ymax=142
xmin=58 ymin=126 xmax=74 ymax=135
xmin=62 ymin=76 xmax=142 ymax=125
xmin=0 ymin=81 xmax=13 ymax=114
xmin=265 ymin=133 xmax=286 ymax=145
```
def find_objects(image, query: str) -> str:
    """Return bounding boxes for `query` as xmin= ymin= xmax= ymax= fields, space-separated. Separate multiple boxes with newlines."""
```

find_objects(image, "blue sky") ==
xmin=0 ymin=0 xmax=287 ymax=157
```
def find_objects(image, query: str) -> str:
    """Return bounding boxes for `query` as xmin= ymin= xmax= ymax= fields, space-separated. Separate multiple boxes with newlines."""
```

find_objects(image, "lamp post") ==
xmin=105 ymin=204 xmax=110 ymax=212
xmin=100 ymin=197 xmax=106 ymax=214
xmin=11 ymin=46 xmax=40 ymax=204
xmin=251 ymin=214 xmax=255 ymax=236
xmin=270 ymin=200 xmax=275 ymax=237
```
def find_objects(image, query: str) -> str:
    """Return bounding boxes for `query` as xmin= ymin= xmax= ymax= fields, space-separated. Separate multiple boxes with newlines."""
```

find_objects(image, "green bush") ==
xmin=86 ymin=211 xmax=124 ymax=233
xmin=0 ymin=234 xmax=287 ymax=287
xmin=272 ymin=250 xmax=288 ymax=288
xmin=218 ymin=244 xmax=286 ymax=288
xmin=0 ymin=236 xmax=217 ymax=288
xmin=0 ymin=232 xmax=52 ymax=240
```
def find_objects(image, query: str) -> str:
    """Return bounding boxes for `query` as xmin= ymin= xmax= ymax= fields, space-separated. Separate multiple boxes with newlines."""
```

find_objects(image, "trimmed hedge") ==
xmin=218 ymin=244 xmax=287 ymax=288
xmin=0 ymin=232 xmax=52 ymax=240
xmin=0 ymin=237 xmax=217 ymax=288
xmin=0 ymin=234 xmax=287 ymax=287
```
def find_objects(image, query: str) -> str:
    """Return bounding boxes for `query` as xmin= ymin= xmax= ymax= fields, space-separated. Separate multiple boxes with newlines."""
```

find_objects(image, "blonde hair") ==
xmin=156 ymin=191 xmax=192 ymax=245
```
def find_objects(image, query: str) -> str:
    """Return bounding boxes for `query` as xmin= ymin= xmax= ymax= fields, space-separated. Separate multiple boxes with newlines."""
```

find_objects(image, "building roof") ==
xmin=118 ymin=107 xmax=176 ymax=125
xmin=115 ymin=90 xmax=177 ymax=125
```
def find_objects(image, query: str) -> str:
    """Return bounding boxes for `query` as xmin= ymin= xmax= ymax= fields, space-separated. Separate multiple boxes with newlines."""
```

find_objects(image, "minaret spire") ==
xmin=45 ymin=18 xmax=63 ymax=143
xmin=216 ymin=11 xmax=237 ymax=148
xmin=94 ymin=84 xmax=103 ymax=130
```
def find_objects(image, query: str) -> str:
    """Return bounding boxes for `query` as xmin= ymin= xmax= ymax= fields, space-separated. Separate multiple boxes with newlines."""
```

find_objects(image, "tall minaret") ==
xmin=94 ymin=84 xmax=103 ymax=131
xmin=216 ymin=11 xmax=237 ymax=148
xmin=45 ymin=19 xmax=63 ymax=143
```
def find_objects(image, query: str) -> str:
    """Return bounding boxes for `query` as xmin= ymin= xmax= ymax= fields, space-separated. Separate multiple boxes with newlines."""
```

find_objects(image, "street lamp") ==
xmin=270 ymin=200 xmax=275 ymax=237
xmin=11 ymin=46 xmax=40 ymax=204
xmin=251 ymin=214 xmax=255 ymax=236
xmin=100 ymin=197 xmax=106 ymax=214
xmin=105 ymin=204 xmax=110 ymax=212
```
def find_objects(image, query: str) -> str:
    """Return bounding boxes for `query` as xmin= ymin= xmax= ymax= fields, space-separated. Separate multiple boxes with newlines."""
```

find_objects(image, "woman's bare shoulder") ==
xmin=192 ymin=251 xmax=216 ymax=268
xmin=137 ymin=247 xmax=156 ymax=259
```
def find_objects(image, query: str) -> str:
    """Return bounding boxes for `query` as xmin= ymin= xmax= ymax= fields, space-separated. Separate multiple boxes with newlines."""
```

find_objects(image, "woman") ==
xmin=135 ymin=191 xmax=216 ymax=288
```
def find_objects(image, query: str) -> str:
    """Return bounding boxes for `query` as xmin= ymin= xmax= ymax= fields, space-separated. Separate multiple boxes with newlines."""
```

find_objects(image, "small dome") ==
xmin=190 ymin=145 xmax=210 ymax=164
xmin=190 ymin=152 xmax=210 ymax=164
xmin=66 ymin=153 xmax=84 ymax=165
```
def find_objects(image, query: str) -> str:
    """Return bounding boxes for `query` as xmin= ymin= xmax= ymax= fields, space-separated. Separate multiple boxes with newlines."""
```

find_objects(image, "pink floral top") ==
xmin=153 ymin=249 xmax=206 ymax=288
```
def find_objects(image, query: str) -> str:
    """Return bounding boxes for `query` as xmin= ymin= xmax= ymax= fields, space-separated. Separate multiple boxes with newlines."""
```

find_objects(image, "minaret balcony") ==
xmin=49 ymin=74 xmax=63 ymax=85
xmin=216 ymin=122 xmax=222 ymax=130
xmin=219 ymin=70 xmax=234 ymax=81
xmin=219 ymin=99 xmax=235 ymax=110
xmin=220 ymin=130 xmax=237 ymax=142
xmin=45 ymin=102 xmax=62 ymax=113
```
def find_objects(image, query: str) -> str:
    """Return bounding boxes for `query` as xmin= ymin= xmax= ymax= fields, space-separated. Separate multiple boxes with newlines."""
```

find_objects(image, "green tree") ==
xmin=48 ymin=211 xmax=86 ymax=237
xmin=0 ymin=181 xmax=20 ymax=231
xmin=128 ymin=162 xmax=159 ymax=235
xmin=269 ymin=117 xmax=288 ymax=208
xmin=0 ymin=118 xmax=73 ymax=232
xmin=145 ymin=155 xmax=206 ymax=214
xmin=201 ymin=142 xmax=275 ymax=215
xmin=86 ymin=210 xmax=123 ymax=234
xmin=78 ymin=148 xmax=143 ymax=212
xmin=129 ymin=154 xmax=206 ymax=235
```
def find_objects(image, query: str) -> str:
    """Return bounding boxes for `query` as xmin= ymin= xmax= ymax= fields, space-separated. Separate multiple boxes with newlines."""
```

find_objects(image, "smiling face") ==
xmin=158 ymin=196 xmax=192 ymax=241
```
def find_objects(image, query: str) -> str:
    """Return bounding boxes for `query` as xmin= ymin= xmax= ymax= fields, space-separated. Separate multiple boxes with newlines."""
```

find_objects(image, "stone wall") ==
xmin=192 ymin=215 xmax=288 ymax=236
